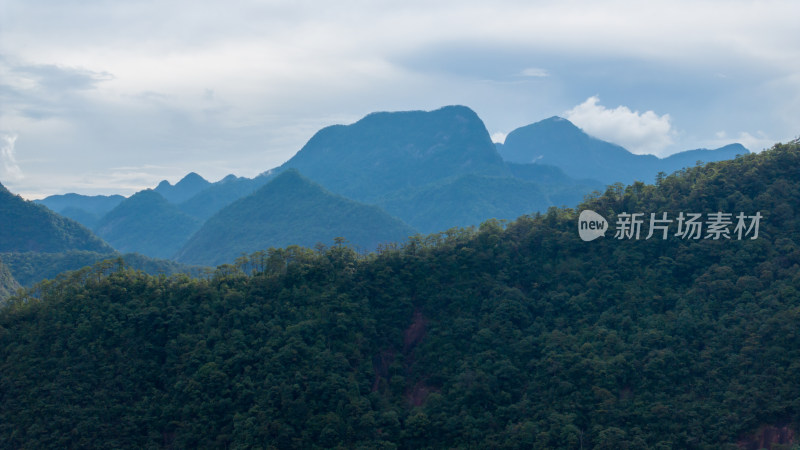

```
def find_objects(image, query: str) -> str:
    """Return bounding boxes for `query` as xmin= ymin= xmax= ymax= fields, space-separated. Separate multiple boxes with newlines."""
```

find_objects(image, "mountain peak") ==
xmin=280 ymin=105 xmax=508 ymax=202
xmin=127 ymin=188 xmax=168 ymax=204
xmin=153 ymin=172 xmax=211 ymax=204
xmin=500 ymin=116 xmax=748 ymax=184
xmin=177 ymin=172 xmax=208 ymax=186
xmin=155 ymin=179 xmax=172 ymax=190
xmin=94 ymin=189 xmax=201 ymax=259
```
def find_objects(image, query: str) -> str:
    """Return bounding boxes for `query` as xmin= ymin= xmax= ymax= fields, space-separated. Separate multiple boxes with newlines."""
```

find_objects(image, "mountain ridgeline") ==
xmin=153 ymin=171 xmax=211 ymax=204
xmin=174 ymin=170 xmax=416 ymax=266
xmin=93 ymin=189 xmax=203 ymax=260
xmin=20 ymin=105 xmax=750 ymax=274
xmin=0 ymin=182 xmax=113 ymax=254
xmin=498 ymin=116 xmax=749 ymax=185
xmin=34 ymin=193 xmax=124 ymax=229
xmin=1 ymin=141 xmax=798 ymax=448
xmin=0 ymin=183 xmax=203 ymax=298
xmin=279 ymin=105 xmax=510 ymax=203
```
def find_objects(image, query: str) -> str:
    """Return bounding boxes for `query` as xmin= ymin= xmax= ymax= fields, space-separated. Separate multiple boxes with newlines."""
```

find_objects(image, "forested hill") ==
xmin=0 ymin=182 xmax=113 ymax=254
xmin=174 ymin=169 xmax=416 ymax=266
xmin=1 ymin=141 xmax=799 ymax=448
xmin=93 ymin=189 xmax=202 ymax=259
xmin=279 ymin=105 xmax=509 ymax=203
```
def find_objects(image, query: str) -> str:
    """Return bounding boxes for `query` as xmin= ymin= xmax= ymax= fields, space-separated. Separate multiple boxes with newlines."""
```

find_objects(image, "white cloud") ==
xmin=521 ymin=67 xmax=548 ymax=78
xmin=1 ymin=133 xmax=24 ymax=181
xmin=1 ymin=0 xmax=799 ymax=195
xmin=735 ymin=131 xmax=774 ymax=153
xmin=564 ymin=96 xmax=674 ymax=156
xmin=491 ymin=132 xmax=507 ymax=144
xmin=706 ymin=130 xmax=775 ymax=153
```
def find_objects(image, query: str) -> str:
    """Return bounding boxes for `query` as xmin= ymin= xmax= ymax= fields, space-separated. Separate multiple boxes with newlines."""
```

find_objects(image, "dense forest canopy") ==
xmin=1 ymin=141 xmax=798 ymax=449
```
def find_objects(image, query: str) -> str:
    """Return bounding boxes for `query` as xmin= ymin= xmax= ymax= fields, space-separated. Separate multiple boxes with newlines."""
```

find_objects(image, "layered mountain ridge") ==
xmin=174 ymin=170 xmax=416 ymax=266
xmin=15 ymin=105 xmax=751 ymax=275
xmin=499 ymin=116 xmax=748 ymax=184
xmin=2 ymin=141 xmax=797 ymax=448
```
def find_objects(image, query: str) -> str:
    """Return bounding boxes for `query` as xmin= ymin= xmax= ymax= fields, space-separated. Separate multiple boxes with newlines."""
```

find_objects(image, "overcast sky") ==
xmin=1 ymin=0 xmax=798 ymax=199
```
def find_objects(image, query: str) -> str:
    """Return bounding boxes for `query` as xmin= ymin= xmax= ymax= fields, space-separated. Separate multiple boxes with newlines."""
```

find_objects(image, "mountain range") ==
xmin=498 ymin=116 xmax=748 ymax=185
xmin=93 ymin=189 xmax=203 ymax=259
xmin=15 ymin=105 xmax=751 ymax=276
xmin=2 ymin=141 xmax=797 ymax=447
xmin=0 ymin=182 xmax=204 ymax=295
xmin=175 ymin=170 xmax=416 ymax=266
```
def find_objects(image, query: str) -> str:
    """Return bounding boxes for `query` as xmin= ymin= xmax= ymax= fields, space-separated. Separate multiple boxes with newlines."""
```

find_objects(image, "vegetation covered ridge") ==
xmin=1 ymin=140 xmax=798 ymax=449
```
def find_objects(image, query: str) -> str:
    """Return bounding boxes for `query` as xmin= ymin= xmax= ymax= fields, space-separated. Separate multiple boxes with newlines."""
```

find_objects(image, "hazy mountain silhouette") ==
xmin=498 ymin=116 xmax=749 ymax=185
xmin=177 ymin=174 xmax=271 ymax=220
xmin=94 ymin=190 xmax=202 ymax=259
xmin=175 ymin=170 xmax=416 ymax=266
xmin=35 ymin=193 xmax=124 ymax=229
xmin=21 ymin=107 xmax=748 ymax=268
xmin=376 ymin=174 xmax=553 ymax=233
xmin=154 ymin=172 xmax=212 ymax=204
xmin=279 ymin=105 xmax=509 ymax=203
xmin=658 ymin=144 xmax=748 ymax=174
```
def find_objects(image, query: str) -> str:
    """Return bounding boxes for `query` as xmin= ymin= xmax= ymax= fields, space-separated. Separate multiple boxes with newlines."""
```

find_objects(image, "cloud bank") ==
xmin=1 ymin=134 xmax=24 ymax=181
xmin=565 ymin=96 xmax=674 ymax=156
xmin=1 ymin=0 xmax=798 ymax=196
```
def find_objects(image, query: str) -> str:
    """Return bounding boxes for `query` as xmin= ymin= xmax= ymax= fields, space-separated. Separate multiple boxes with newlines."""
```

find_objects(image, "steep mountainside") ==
xmin=0 ymin=182 xmax=113 ymax=254
xmin=1 ymin=141 xmax=798 ymax=448
xmin=94 ymin=190 xmax=202 ymax=259
xmin=499 ymin=116 xmax=749 ymax=184
xmin=0 ymin=258 xmax=20 ymax=301
xmin=376 ymin=174 xmax=553 ymax=233
xmin=175 ymin=170 xmax=416 ymax=266
xmin=280 ymin=105 xmax=509 ymax=202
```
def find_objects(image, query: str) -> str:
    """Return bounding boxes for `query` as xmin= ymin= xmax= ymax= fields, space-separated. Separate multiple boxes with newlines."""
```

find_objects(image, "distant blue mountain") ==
xmin=35 ymin=193 xmax=124 ymax=229
xmin=174 ymin=170 xmax=416 ymax=266
xmin=376 ymin=174 xmax=552 ymax=234
xmin=498 ymin=116 xmax=749 ymax=185
xmin=154 ymin=172 xmax=211 ymax=204
xmin=94 ymin=190 xmax=202 ymax=259
xmin=279 ymin=105 xmax=510 ymax=203
xmin=177 ymin=174 xmax=271 ymax=220
xmin=26 ymin=106 xmax=750 ymax=268
xmin=272 ymin=105 xmax=609 ymax=232
xmin=658 ymin=144 xmax=749 ymax=175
